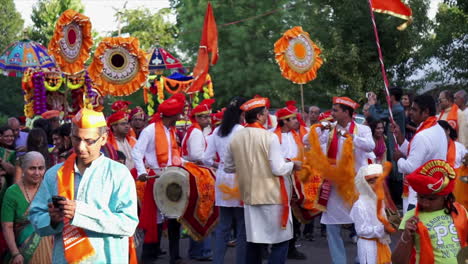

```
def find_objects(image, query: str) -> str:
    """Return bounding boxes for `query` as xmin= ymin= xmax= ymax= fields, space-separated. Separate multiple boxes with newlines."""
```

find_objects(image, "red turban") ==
xmin=211 ymin=108 xmax=225 ymax=126
xmin=276 ymin=106 xmax=297 ymax=120
xmin=191 ymin=99 xmax=215 ymax=117
xmin=107 ymin=111 xmax=128 ymax=127
xmin=129 ymin=106 xmax=146 ymax=120
xmin=157 ymin=93 xmax=186 ymax=116
xmin=111 ymin=100 xmax=132 ymax=112
xmin=406 ymin=159 xmax=456 ymax=196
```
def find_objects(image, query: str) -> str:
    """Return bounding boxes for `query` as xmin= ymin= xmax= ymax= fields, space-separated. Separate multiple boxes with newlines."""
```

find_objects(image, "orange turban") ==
xmin=240 ymin=98 xmax=268 ymax=112
xmin=406 ymin=159 xmax=456 ymax=196
xmin=41 ymin=110 xmax=61 ymax=119
xmin=333 ymin=97 xmax=360 ymax=110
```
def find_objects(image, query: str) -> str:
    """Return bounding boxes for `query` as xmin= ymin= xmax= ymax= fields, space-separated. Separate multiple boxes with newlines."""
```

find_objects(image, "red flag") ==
xmin=187 ymin=2 xmax=218 ymax=93
xmin=371 ymin=0 xmax=412 ymax=30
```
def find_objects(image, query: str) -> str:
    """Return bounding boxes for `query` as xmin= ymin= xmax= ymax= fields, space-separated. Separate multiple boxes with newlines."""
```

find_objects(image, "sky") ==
xmin=14 ymin=0 xmax=442 ymax=35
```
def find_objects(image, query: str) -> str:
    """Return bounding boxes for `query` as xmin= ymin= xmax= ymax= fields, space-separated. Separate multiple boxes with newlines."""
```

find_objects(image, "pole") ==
xmin=300 ymin=84 xmax=305 ymax=114
xmin=367 ymin=0 xmax=398 ymax=148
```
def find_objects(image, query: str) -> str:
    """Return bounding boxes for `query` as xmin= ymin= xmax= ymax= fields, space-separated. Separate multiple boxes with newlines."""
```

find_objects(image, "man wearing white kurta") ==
xmin=312 ymin=97 xmax=375 ymax=264
xmin=224 ymin=98 xmax=301 ymax=264
xmin=392 ymin=95 xmax=447 ymax=213
xmin=454 ymin=90 xmax=468 ymax=148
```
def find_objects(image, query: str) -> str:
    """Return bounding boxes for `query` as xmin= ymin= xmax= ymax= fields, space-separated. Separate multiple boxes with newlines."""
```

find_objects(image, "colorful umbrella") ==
xmin=0 ymin=39 xmax=56 ymax=77
xmin=148 ymin=47 xmax=183 ymax=70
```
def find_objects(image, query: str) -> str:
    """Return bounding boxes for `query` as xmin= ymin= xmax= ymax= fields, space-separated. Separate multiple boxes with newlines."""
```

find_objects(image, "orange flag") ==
xmin=371 ymin=0 xmax=412 ymax=30
xmin=188 ymin=2 xmax=218 ymax=93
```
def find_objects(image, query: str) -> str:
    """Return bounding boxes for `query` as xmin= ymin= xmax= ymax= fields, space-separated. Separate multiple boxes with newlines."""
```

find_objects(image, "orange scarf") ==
xmin=56 ymin=153 xmax=95 ymax=263
xmin=107 ymin=131 xmax=136 ymax=151
xmin=57 ymin=154 xmax=137 ymax=264
xmin=154 ymin=120 xmax=181 ymax=167
xmin=246 ymin=122 xmax=289 ymax=229
xmin=438 ymin=104 xmax=459 ymax=131
xmin=359 ymin=237 xmax=392 ymax=264
xmin=403 ymin=116 xmax=439 ymax=197
xmin=446 ymin=139 xmax=456 ymax=167
xmin=412 ymin=202 xmax=468 ymax=264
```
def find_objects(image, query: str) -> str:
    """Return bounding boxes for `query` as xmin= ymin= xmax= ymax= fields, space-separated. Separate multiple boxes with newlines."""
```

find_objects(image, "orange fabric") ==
xmin=454 ymin=166 xmax=468 ymax=209
xmin=248 ymin=122 xmax=289 ymax=229
xmin=184 ymin=162 xmax=216 ymax=222
xmin=359 ymin=237 xmax=392 ymax=264
xmin=188 ymin=3 xmax=218 ymax=94
xmin=240 ymin=98 xmax=268 ymax=112
xmin=56 ymin=153 xmax=96 ymax=263
xmin=72 ymin=108 xmax=107 ymax=128
xmin=413 ymin=202 xmax=468 ymax=264
xmin=274 ymin=26 xmax=323 ymax=84
xmin=371 ymin=0 xmax=412 ymax=30
xmin=107 ymin=132 xmax=136 ymax=152
xmin=438 ymin=104 xmax=459 ymax=132
xmin=88 ymin=37 xmax=148 ymax=96
xmin=48 ymin=10 xmax=93 ymax=75
xmin=375 ymin=162 xmax=396 ymax=233
xmin=333 ymin=97 xmax=360 ymax=110
xmin=403 ymin=116 xmax=439 ymax=197
xmin=128 ymin=236 xmax=137 ymax=264
xmin=154 ymin=120 xmax=181 ymax=167
xmin=447 ymin=139 xmax=456 ymax=167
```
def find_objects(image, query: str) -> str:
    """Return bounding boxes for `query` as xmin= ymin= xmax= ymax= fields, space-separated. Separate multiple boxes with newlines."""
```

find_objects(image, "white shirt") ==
xmin=203 ymin=125 xmax=243 ymax=207
xmin=398 ymin=122 xmax=447 ymax=205
xmin=131 ymin=123 xmax=173 ymax=176
xmin=276 ymin=131 xmax=299 ymax=159
xmin=455 ymin=141 xmax=467 ymax=169
xmin=313 ymin=122 xmax=375 ymax=224
xmin=116 ymin=137 xmax=135 ymax=170
xmin=224 ymin=131 xmax=294 ymax=243
xmin=181 ymin=127 xmax=206 ymax=162
xmin=458 ymin=108 xmax=468 ymax=148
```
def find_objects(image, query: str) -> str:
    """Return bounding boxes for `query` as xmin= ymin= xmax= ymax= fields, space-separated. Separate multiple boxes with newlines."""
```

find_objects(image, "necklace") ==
xmin=22 ymin=180 xmax=38 ymax=203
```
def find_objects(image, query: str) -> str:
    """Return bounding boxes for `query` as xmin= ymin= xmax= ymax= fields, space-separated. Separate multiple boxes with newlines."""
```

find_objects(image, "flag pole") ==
xmin=300 ymin=84 xmax=305 ymax=114
xmin=367 ymin=0 xmax=398 ymax=148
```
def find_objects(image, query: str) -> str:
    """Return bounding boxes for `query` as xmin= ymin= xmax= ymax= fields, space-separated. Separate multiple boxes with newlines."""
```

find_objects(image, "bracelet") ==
xmin=11 ymin=252 xmax=21 ymax=258
xmin=400 ymin=232 xmax=411 ymax=243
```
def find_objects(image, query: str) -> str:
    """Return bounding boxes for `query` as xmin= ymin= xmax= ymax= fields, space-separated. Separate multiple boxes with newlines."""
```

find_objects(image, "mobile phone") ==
xmin=366 ymin=92 xmax=371 ymax=99
xmin=52 ymin=195 xmax=66 ymax=208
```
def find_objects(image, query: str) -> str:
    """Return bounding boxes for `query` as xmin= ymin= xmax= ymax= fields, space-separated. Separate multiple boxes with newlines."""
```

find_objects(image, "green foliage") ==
xmin=0 ymin=75 xmax=24 ymax=119
xmin=27 ymin=0 xmax=85 ymax=46
xmin=0 ymin=0 xmax=24 ymax=51
xmin=111 ymin=8 xmax=178 ymax=51
xmin=170 ymin=0 xmax=431 ymax=109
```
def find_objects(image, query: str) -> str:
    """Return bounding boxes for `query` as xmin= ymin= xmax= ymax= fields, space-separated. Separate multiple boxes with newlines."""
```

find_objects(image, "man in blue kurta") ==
xmin=29 ymin=108 xmax=139 ymax=263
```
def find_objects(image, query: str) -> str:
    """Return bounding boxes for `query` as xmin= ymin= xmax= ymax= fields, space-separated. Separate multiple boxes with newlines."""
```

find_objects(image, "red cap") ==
xmin=41 ymin=110 xmax=61 ymax=119
xmin=318 ymin=110 xmax=334 ymax=122
xmin=333 ymin=97 xmax=360 ymax=110
xmin=276 ymin=106 xmax=297 ymax=120
xmin=107 ymin=111 xmax=128 ymax=127
xmin=129 ymin=106 xmax=146 ymax=120
xmin=254 ymin=95 xmax=271 ymax=108
xmin=191 ymin=99 xmax=215 ymax=116
xmin=111 ymin=100 xmax=132 ymax=112
xmin=406 ymin=160 xmax=456 ymax=196
xmin=211 ymin=108 xmax=225 ymax=125
xmin=157 ymin=93 xmax=186 ymax=116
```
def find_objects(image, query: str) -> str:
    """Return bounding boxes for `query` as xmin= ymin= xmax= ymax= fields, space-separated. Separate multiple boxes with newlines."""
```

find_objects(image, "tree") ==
xmin=111 ymin=7 xmax=178 ymax=51
xmin=0 ymin=0 xmax=24 ymax=51
xmin=170 ymin=0 xmax=431 ymax=109
xmin=27 ymin=0 xmax=84 ymax=46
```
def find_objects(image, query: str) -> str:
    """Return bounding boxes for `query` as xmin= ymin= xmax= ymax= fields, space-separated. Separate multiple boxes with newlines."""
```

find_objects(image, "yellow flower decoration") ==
xmin=274 ymin=26 xmax=323 ymax=84
xmin=48 ymin=9 xmax=93 ymax=75
xmin=88 ymin=37 xmax=149 ymax=96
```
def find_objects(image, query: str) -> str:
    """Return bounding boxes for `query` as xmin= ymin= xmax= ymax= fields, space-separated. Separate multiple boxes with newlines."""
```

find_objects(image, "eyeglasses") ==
xmin=71 ymin=135 xmax=101 ymax=146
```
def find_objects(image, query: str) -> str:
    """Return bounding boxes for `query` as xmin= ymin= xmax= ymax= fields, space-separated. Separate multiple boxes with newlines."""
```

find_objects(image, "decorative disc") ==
xmin=59 ymin=22 xmax=83 ymax=63
xmin=101 ymin=46 xmax=139 ymax=85
xmin=285 ymin=35 xmax=315 ymax=74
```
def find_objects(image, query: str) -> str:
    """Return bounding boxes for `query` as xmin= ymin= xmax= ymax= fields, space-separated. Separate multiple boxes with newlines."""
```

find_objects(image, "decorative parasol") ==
xmin=274 ymin=26 xmax=323 ymax=111
xmin=88 ymin=37 xmax=148 ymax=96
xmin=48 ymin=9 xmax=93 ymax=75
xmin=0 ymin=39 xmax=56 ymax=77
xmin=148 ymin=47 xmax=183 ymax=71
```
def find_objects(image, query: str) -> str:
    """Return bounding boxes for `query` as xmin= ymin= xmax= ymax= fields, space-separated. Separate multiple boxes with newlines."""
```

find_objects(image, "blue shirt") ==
xmin=29 ymin=155 xmax=139 ymax=263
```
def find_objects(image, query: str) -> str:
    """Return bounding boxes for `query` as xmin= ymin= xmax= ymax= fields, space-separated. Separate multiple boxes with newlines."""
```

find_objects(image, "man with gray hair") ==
xmin=454 ymin=90 xmax=468 ymax=147
xmin=308 ymin=105 xmax=321 ymax=125
xmin=7 ymin=117 xmax=28 ymax=155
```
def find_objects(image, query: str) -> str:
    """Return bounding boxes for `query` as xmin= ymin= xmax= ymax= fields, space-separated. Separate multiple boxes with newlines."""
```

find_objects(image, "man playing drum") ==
xmin=132 ymin=93 xmax=186 ymax=264
xmin=224 ymin=97 xmax=302 ymax=264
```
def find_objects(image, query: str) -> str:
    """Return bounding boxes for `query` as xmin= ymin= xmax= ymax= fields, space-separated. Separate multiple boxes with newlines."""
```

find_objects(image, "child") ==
xmin=350 ymin=164 xmax=394 ymax=264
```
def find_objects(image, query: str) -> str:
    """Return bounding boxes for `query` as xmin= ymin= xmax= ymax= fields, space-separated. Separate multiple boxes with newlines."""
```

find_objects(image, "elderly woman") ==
xmin=1 ymin=151 xmax=53 ymax=263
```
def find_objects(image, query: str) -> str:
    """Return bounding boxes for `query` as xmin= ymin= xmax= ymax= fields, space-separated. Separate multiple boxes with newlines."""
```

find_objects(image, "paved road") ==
xmin=142 ymin=226 xmax=362 ymax=264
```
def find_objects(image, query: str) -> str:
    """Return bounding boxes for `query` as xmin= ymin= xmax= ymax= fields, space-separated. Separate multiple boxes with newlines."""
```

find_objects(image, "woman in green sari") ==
xmin=0 ymin=126 xmax=16 ymax=197
xmin=1 ymin=151 xmax=52 ymax=264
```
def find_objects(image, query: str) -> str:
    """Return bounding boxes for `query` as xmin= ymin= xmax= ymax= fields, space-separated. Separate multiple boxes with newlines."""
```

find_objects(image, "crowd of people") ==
xmin=0 ymin=87 xmax=466 ymax=264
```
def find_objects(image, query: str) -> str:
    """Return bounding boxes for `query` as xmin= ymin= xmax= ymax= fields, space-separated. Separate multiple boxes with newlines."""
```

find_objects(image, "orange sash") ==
xmin=56 ymin=153 xmax=96 ymax=263
xmin=402 ymin=116 xmax=439 ymax=197
xmin=438 ymin=104 xmax=459 ymax=131
xmin=246 ymin=122 xmax=289 ymax=229
xmin=154 ymin=120 xmax=181 ymax=166
xmin=412 ymin=202 xmax=468 ymax=264
xmin=107 ymin=132 xmax=136 ymax=151
xmin=447 ymin=139 xmax=456 ymax=167
xmin=359 ymin=237 xmax=391 ymax=264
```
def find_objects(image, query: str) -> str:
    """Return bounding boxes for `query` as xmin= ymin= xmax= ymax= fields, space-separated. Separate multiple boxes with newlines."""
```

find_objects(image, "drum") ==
xmin=154 ymin=163 xmax=219 ymax=241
